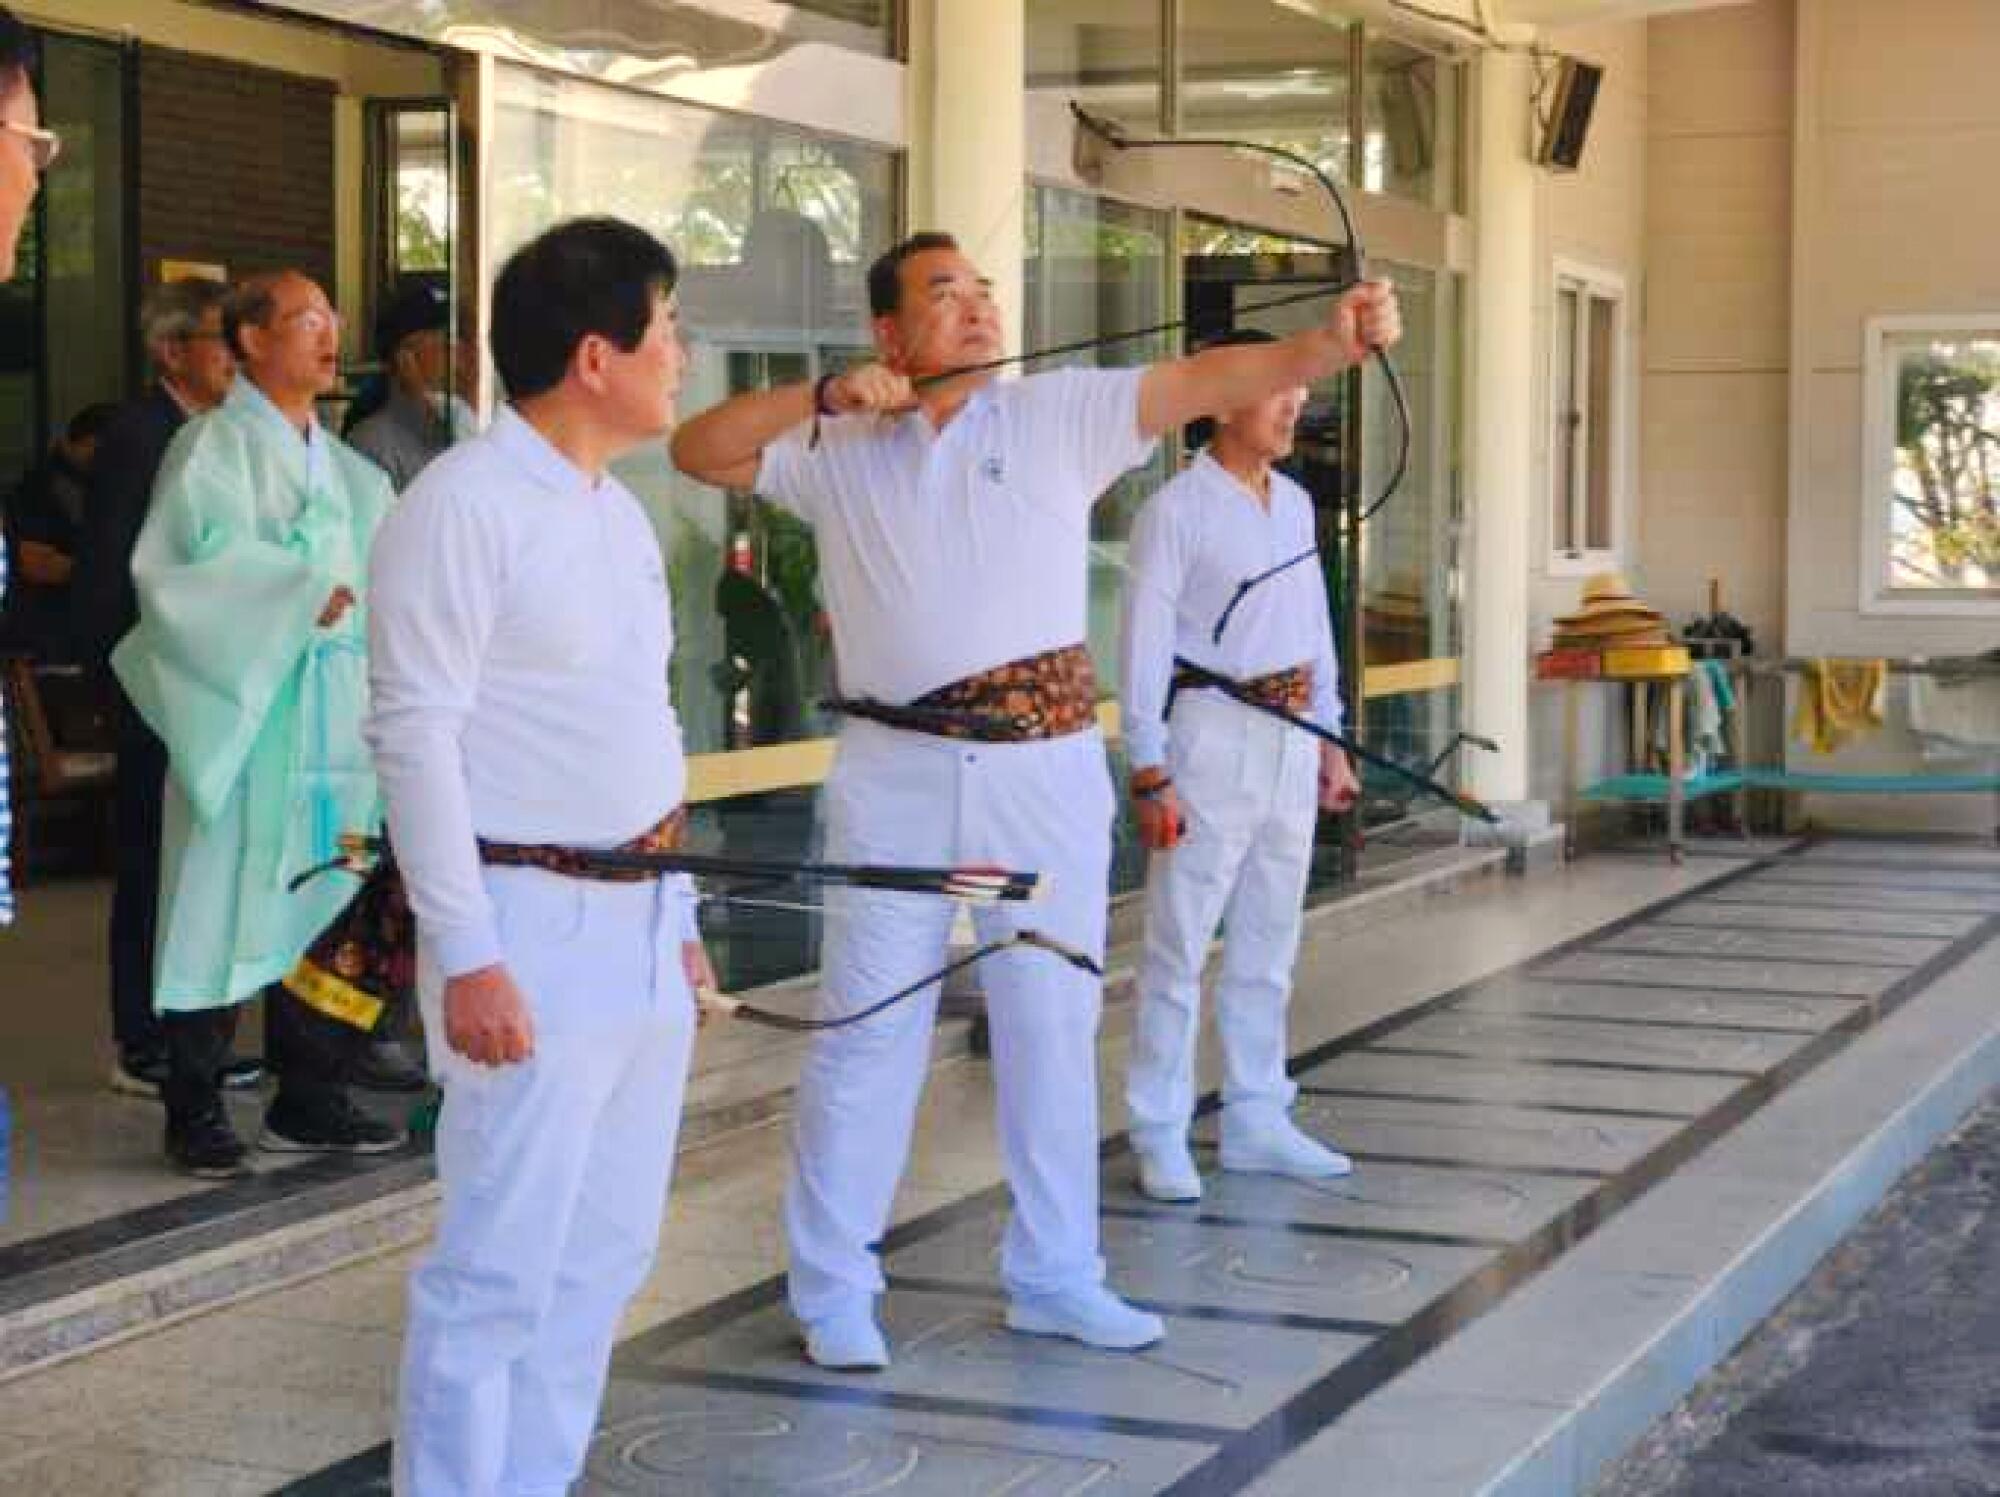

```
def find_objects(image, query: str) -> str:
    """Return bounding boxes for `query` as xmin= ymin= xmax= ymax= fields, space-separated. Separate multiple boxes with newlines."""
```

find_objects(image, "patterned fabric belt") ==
xmin=478 ymin=806 xmax=688 ymax=881
xmin=827 ymin=643 xmax=1099 ymax=744
xmin=1172 ymin=660 xmax=1314 ymax=715
xmin=283 ymin=808 xmax=687 ymax=1033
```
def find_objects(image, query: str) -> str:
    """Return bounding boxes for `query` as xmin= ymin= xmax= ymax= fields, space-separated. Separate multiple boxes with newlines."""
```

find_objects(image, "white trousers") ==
xmin=785 ymin=721 xmax=1115 ymax=1323
xmin=1127 ymin=690 xmax=1319 ymax=1147
xmin=396 ymin=869 xmax=696 ymax=1497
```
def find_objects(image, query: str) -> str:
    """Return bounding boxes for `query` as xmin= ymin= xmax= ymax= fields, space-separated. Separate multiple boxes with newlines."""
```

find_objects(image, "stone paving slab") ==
xmin=1721 ymin=879 xmax=2000 ymax=915
xmin=1379 ymin=1010 xmax=1819 ymax=1073
xmin=1531 ymin=950 xmax=1906 ymax=999
xmin=1454 ymin=981 xmax=1861 ymax=1035
xmin=619 ymin=1287 xmax=1370 ymax=1433
xmin=1294 ymin=1049 xmax=1744 ymax=1118
xmin=1100 ymin=1161 xmax=1600 ymax=1245
xmin=886 ymin=1209 xmax=1498 ymax=1326
xmin=1590 ymin=924 xmax=1946 ymax=968
xmin=1248 ymin=1093 xmax=1682 ymax=1177
xmin=1653 ymin=900 xmax=1983 ymax=939
xmin=1792 ymin=840 xmax=2000 ymax=869
xmin=581 ymin=1380 xmax=1217 ymax=1495
xmin=1724 ymin=861 xmax=2000 ymax=891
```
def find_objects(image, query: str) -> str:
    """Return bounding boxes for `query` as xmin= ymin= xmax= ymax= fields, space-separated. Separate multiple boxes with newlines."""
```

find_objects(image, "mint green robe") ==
xmin=114 ymin=380 xmax=393 ymax=1012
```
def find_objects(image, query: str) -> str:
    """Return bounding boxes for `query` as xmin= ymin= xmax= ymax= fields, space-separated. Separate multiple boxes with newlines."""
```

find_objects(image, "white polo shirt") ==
xmin=366 ymin=406 xmax=692 ymax=978
xmin=1120 ymin=451 xmax=1343 ymax=771
xmin=755 ymin=368 xmax=1156 ymax=704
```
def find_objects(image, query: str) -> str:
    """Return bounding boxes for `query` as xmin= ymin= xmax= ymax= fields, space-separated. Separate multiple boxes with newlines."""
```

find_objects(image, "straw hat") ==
xmin=1549 ymin=571 xmax=1669 ymax=649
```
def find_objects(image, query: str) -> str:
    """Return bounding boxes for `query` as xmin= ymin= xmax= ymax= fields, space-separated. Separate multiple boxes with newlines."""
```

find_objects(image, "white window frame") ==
xmin=1547 ymin=258 xmax=1630 ymax=577
xmin=1860 ymin=313 xmax=2000 ymax=617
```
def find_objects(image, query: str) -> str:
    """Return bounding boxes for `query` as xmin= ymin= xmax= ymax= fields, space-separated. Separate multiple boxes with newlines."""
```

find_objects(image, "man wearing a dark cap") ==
xmin=348 ymin=277 xmax=475 ymax=491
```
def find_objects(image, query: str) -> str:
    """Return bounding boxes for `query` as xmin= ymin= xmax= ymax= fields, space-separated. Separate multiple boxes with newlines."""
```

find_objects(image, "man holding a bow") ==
xmin=673 ymin=232 xmax=1399 ymax=1369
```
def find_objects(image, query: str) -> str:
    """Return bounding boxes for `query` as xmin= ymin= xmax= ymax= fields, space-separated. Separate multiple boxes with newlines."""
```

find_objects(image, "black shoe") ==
xmin=259 ymin=1092 xmax=406 ymax=1156
xmin=221 ymin=1056 xmax=266 ymax=1091
xmin=350 ymin=1038 xmax=430 ymax=1094
xmin=110 ymin=1048 xmax=170 ymax=1099
xmin=166 ymin=1109 xmax=251 ymax=1179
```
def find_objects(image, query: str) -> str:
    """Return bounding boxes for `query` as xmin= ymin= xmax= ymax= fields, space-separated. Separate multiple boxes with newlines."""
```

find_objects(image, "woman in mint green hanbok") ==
xmin=114 ymin=270 xmax=401 ymax=1175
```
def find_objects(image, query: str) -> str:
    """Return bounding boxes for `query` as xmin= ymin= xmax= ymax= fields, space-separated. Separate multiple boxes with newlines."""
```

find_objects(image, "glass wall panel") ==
xmin=1178 ymin=0 xmax=1357 ymax=184
xmin=1360 ymin=259 xmax=1458 ymax=671
xmin=1027 ymin=0 xmax=1163 ymax=136
xmin=266 ymin=1 xmax=896 ymax=63
xmin=1025 ymin=184 xmax=1171 ymax=896
xmin=493 ymin=63 xmax=896 ymax=755
xmin=492 ymin=65 xmax=899 ymax=987
xmin=1361 ymin=32 xmax=1460 ymax=209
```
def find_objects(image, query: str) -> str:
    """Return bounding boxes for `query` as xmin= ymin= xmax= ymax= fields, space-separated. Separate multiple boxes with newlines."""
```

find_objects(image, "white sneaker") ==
xmin=803 ymin=1306 xmax=889 ymax=1372
xmin=1134 ymin=1138 xmax=1203 ymax=1203
xmin=1006 ymin=1284 xmax=1165 ymax=1350
xmin=1220 ymin=1113 xmax=1354 ymax=1180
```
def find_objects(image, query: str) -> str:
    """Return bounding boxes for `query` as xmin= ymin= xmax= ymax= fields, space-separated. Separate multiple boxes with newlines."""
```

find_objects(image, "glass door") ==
xmin=0 ymin=30 xmax=131 ymax=490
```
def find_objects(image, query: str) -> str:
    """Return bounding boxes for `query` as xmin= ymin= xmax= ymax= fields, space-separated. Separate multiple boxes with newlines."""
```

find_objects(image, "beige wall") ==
xmin=1639 ymin=0 xmax=1791 ymax=653
xmin=1524 ymin=18 xmax=1651 ymax=803
xmin=1788 ymin=0 xmax=2000 ymax=659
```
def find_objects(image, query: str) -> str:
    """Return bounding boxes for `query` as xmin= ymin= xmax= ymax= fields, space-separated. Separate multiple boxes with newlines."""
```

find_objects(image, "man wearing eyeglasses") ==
xmin=0 ymin=5 xmax=52 ymax=286
xmin=0 ymin=2 xmax=55 ymax=932
xmin=114 ymin=270 xmax=402 ymax=1177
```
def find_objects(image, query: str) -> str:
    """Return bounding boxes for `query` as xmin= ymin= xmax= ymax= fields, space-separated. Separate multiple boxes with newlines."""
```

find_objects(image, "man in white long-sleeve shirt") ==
xmin=1120 ymin=328 xmax=1362 ymax=1204
xmin=673 ymin=236 xmax=1399 ymax=1370
xmin=368 ymin=218 xmax=712 ymax=1497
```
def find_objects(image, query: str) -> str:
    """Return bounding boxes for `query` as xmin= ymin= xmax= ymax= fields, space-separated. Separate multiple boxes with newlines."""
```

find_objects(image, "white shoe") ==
xmin=1134 ymin=1138 xmax=1203 ymax=1203
xmin=1220 ymin=1113 xmax=1354 ymax=1179
xmin=803 ymin=1306 xmax=889 ymax=1371
xmin=1006 ymin=1284 xmax=1165 ymax=1351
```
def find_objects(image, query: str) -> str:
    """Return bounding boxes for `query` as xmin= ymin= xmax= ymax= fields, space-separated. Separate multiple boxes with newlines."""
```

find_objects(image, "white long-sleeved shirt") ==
xmin=1119 ymin=452 xmax=1343 ymax=771
xmin=755 ymin=368 xmax=1156 ymax=703
xmin=365 ymin=406 xmax=693 ymax=980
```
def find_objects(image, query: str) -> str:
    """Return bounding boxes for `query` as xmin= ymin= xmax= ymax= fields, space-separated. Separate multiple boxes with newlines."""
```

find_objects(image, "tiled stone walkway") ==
xmin=273 ymin=836 xmax=2000 ymax=1496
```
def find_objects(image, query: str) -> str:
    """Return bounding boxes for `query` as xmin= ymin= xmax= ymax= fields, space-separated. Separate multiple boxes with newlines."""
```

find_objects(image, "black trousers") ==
xmin=162 ymin=984 xmax=358 ymax=1130
xmin=108 ymin=687 xmax=167 ymax=1057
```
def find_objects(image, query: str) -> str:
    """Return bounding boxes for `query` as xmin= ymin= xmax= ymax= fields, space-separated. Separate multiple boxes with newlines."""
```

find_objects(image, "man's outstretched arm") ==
xmin=1136 ymin=281 xmax=1401 ymax=440
xmin=670 ymin=366 xmax=917 ymax=490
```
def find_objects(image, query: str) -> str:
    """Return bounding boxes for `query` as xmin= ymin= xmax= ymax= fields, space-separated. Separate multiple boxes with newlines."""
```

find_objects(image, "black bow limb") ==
xmin=697 ymin=928 xmax=1103 ymax=1033
xmin=1068 ymin=103 xmax=1413 ymax=526
xmin=1170 ymin=655 xmax=1501 ymax=827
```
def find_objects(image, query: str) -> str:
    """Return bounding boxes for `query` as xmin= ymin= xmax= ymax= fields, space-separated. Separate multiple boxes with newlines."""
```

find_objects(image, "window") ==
xmin=1549 ymin=263 xmax=1625 ymax=570
xmin=1862 ymin=316 xmax=2000 ymax=614
xmin=1178 ymin=0 xmax=1357 ymax=184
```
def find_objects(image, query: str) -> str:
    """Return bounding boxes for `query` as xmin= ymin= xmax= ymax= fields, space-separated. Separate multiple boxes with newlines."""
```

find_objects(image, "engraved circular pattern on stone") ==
xmin=1212 ymin=1243 xmax=1415 ymax=1299
xmin=1298 ymin=1097 xmax=1621 ymax=1154
xmin=589 ymin=1412 xmax=925 ymax=1492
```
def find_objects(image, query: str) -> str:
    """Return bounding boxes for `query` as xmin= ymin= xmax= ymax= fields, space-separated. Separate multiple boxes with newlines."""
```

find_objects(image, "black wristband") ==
xmin=1131 ymin=776 xmax=1173 ymax=801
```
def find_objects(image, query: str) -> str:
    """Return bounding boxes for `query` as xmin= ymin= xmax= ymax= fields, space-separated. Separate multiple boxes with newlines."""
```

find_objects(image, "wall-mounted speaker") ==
xmin=1535 ymin=55 xmax=1603 ymax=172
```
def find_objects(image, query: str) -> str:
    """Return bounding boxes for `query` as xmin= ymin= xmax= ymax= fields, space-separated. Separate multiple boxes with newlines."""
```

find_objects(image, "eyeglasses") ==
xmin=2 ymin=120 xmax=61 ymax=173
xmin=277 ymin=307 xmax=340 ymax=336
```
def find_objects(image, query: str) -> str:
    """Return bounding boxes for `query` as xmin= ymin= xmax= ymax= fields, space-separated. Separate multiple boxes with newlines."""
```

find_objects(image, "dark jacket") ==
xmin=0 ymin=447 xmax=91 ymax=655
xmin=69 ymin=386 xmax=188 ymax=667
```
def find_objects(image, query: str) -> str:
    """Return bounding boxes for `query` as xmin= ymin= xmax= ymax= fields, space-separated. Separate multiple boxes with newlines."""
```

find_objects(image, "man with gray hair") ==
xmin=72 ymin=276 xmax=242 ymax=1096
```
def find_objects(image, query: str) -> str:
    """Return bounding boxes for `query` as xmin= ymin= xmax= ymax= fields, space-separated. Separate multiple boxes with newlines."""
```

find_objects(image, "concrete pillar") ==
xmin=905 ymin=0 xmax=1025 ymax=353
xmin=1464 ymin=48 xmax=1539 ymax=804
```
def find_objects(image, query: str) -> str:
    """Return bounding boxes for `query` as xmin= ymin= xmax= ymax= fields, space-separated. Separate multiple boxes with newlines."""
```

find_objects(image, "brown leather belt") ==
xmin=1171 ymin=660 xmax=1314 ymax=715
xmin=827 ymin=642 xmax=1098 ymax=743
xmin=284 ymin=808 xmax=688 ymax=1032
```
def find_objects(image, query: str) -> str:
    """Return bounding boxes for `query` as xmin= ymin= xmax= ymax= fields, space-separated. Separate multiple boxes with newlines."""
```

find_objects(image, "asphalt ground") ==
xmin=1593 ymin=1090 xmax=2000 ymax=1497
